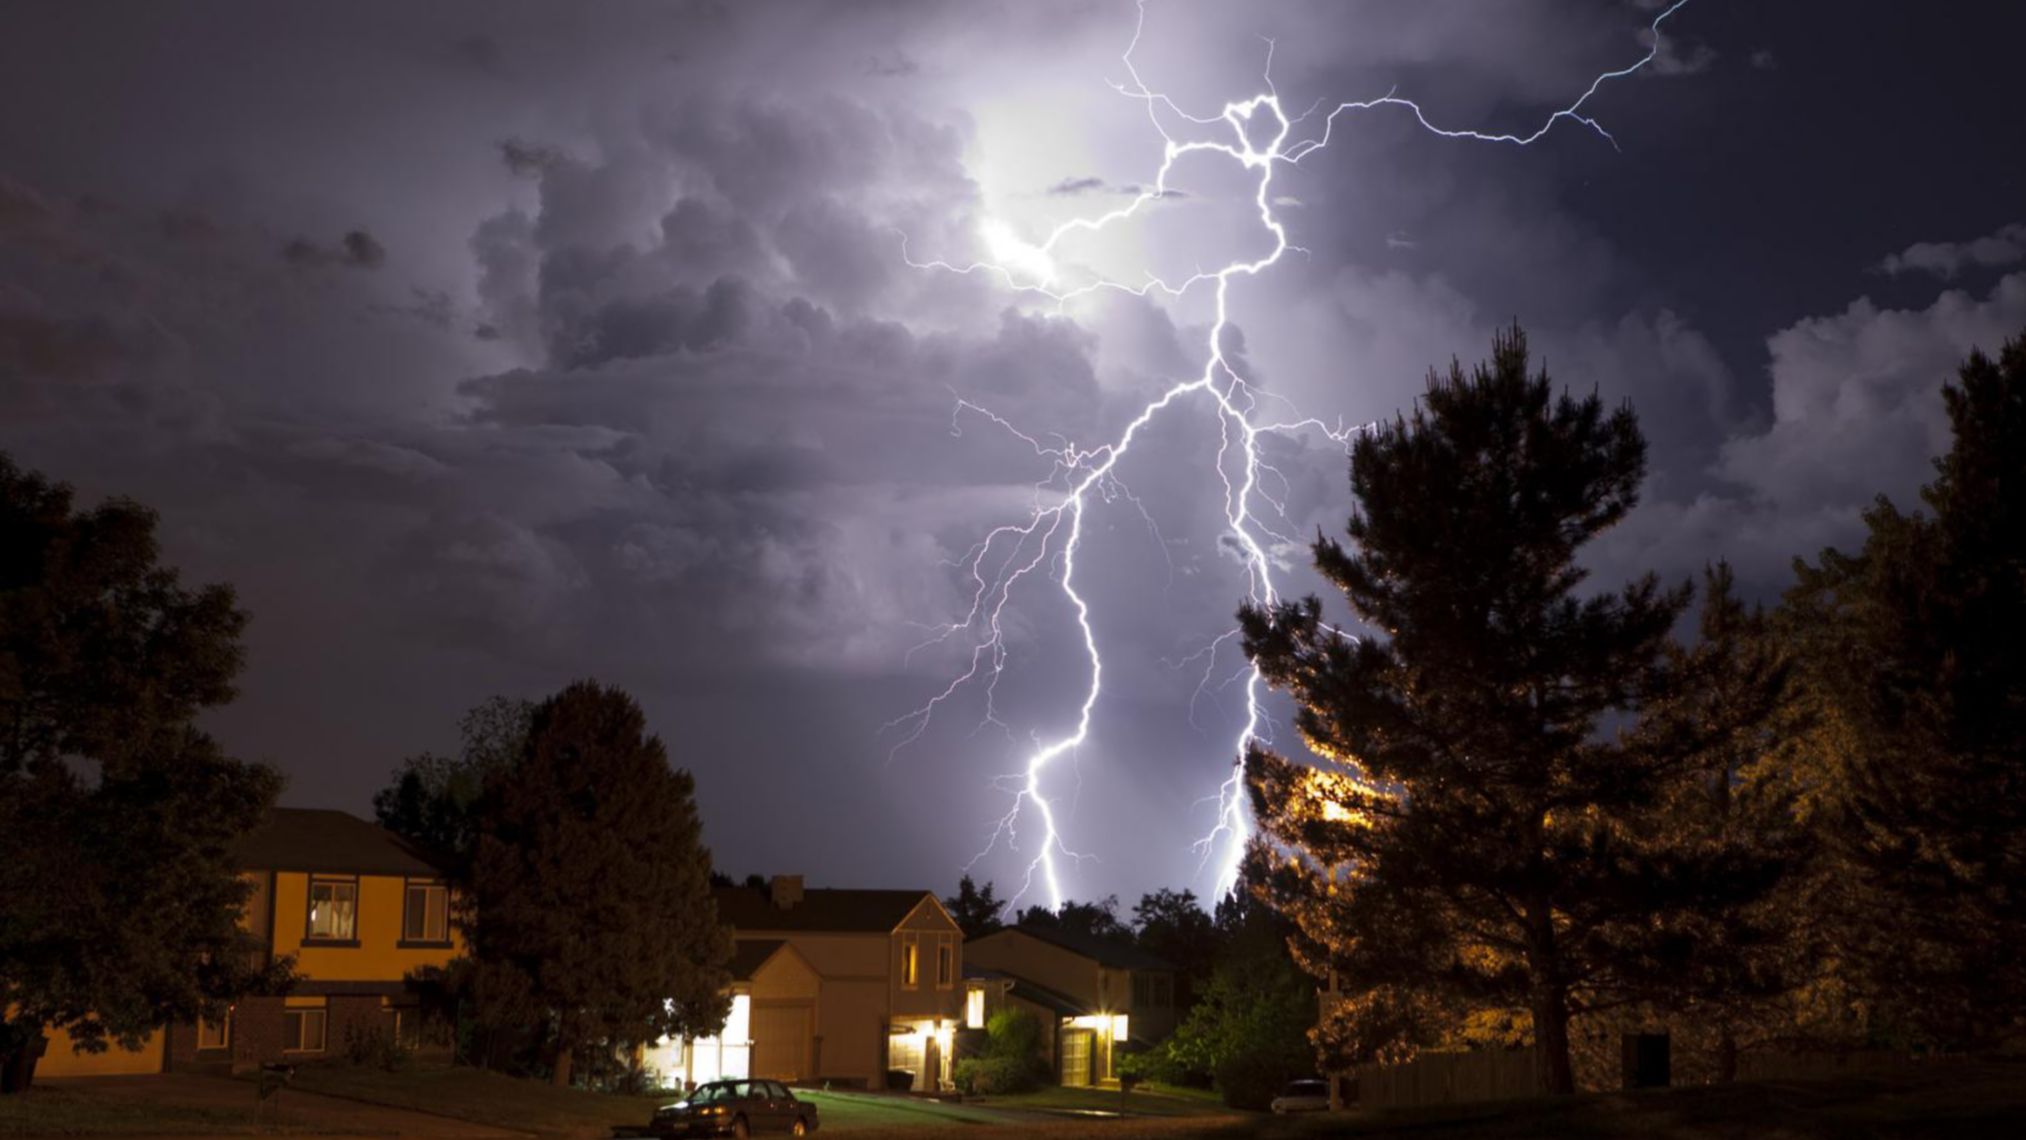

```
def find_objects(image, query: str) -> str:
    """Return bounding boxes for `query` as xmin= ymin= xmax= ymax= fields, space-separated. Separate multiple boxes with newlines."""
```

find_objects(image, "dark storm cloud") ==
xmin=3 ymin=0 xmax=2024 ymax=902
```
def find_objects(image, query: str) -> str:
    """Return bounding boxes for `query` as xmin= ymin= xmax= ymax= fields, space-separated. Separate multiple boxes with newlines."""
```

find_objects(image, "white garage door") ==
xmin=752 ymin=1004 xmax=812 ymax=1081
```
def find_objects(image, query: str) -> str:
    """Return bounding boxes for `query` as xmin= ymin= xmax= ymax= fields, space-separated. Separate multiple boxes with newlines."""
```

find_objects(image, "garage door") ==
xmin=752 ymin=1004 xmax=811 ymax=1081
xmin=1060 ymin=1029 xmax=1093 ymax=1087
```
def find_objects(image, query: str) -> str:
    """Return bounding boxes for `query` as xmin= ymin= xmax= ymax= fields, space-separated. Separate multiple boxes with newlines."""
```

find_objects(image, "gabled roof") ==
xmin=233 ymin=808 xmax=448 ymax=877
xmin=728 ymin=940 xmax=790 ymax=982
xmin=995 ymin=924 xmax=1176 ymax=972
xmin=713 ymin=887 xmax=943 ymax=934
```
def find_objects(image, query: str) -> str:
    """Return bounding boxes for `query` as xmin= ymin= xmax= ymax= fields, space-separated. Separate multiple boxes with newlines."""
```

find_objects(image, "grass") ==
xmin=288 ymin=1064 xmax=1021 ymax=1136
xmin=979 ymin=1083 xmax=1231 ymax=1117
xmin=288 ymin=1062 xmax=650 ymax=1138
xmin=0 ymin=1078 xmax=366 ymax=1136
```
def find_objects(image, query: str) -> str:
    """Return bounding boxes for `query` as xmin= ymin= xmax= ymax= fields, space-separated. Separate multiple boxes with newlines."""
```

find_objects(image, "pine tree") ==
xmin=943 ymin=875 xmax=1006 ymax=940
xmin=1782 ymin=330 xmax=2026 ymax=1046
xmin=1 ymin=454 xmax=284 ymax=1085
xmin=466 ymin=680 xmax=732 ymax=1086
xmin=1241 ymin=327 xmax=1781 ymax=1093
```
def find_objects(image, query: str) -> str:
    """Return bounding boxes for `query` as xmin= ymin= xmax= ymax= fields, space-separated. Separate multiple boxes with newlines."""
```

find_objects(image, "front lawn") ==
xmin=289 ymin=1064 xmax=1032 ymax=1136
xmin=979 ymin=1082 xmax=1234 ymax=1117
xmin=0 ymin=1078 xmax=354 ymax=1136
xmin=289 ymin=1062 xmax=649 ymax=1138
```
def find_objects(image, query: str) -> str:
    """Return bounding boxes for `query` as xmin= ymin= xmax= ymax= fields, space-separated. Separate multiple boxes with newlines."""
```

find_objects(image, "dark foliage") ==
xmin=464 ymin=680 xmax=732 ymax=1086
xmin=1781 ymin=329 xmax=2026 ymax=1048
xmin=0 ymin=454 xmax=286 ymax=1081
xmin=1240 ymin=328 xmax=1785 ymax=1093
xmin=944 ymin=875 xmax=1006 ymax=940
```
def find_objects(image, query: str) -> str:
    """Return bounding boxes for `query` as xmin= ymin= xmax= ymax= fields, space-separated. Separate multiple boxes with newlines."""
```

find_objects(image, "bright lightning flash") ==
xmin=891 ymin=0 xmax=1694 ymax=912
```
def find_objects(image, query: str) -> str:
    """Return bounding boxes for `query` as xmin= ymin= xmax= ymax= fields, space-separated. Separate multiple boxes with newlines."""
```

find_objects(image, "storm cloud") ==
xmin=3 ymin=0 xmax=2023 ymax=903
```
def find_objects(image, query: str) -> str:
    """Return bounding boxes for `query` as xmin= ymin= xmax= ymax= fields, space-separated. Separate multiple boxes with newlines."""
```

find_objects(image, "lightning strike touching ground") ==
xmin=890 ymin=0 xmax=1697 ymax=913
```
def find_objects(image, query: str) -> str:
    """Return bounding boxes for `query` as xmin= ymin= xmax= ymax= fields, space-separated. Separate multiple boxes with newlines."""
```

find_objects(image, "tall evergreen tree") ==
xmin=0 ymin=454 xmax=283 ymax=1085
xmin=1781 ymin=330 xmax=2026 ymax=1046
xmin=1241 ymin=328 xmax=1779 ymax=1093
xmin=466 ymin=680 xmax=731 ymax=1086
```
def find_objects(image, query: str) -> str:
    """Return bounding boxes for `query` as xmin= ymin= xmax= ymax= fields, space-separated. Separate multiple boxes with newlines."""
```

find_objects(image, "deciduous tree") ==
xmin=0 ymin=454 xmax=283 ymax=1086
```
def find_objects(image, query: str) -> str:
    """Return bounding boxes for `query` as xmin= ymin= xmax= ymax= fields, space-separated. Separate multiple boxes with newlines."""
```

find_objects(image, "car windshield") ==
xmin=1286 ymin=1080 xmax=1327 ymax=1095
xmin=691 ymin=1083 xmax=734 ymax=1103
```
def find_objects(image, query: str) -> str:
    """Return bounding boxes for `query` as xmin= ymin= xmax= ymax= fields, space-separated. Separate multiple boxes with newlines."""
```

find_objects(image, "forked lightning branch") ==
xmin=888 ymin=0 xmax=1695 ymax=913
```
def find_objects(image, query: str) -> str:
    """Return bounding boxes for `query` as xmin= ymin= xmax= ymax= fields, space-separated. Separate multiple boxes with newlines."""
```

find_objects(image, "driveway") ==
xmin=33 ymin=1072 xmax=533 ymax=1138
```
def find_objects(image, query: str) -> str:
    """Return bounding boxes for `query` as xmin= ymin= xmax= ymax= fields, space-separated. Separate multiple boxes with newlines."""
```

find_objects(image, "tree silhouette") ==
xmin=1782 ymin=328 xmax=2026 ymax=1046
xmin=1241 ymin=327 xmax=1780 ymax=1093
xmin=1 ymin=454 xmax=284 ymax=1085
xmin=465 ymin=680 xmax=731 ymax=1086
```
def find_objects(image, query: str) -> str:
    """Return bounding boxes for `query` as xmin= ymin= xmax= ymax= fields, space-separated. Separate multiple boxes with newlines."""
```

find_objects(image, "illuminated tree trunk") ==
xmin=1527 ymin=910 xmax=1575 ymax=1096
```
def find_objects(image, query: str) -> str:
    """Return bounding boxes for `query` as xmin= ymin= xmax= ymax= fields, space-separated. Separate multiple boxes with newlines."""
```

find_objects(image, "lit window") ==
xmin=307 ymin=879 xmax=357 ymax=941
xmin=965 ymin=986 xmax=985 ymax=1029
xmin=936 ymin=939 xmax=954 ymax=988
xmin=197 ymin=1010 xmax=231 ymax=1050
xmin=403 ymin=882 xmax=449 ymax=943
xmin=283 ymin=1008 xmax=327 ymax=1053
xmin=902 ymin=935 xmax=919 ymax=988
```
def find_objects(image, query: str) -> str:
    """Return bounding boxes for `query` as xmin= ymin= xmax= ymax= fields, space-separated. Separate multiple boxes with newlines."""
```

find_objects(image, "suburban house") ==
xmin=640 ymin=877 xmax=965 ymax=1091
xmin=37 ymin=808 xmax=462 ymax=1076
xmin=963 ymin=925 xmax=1178 ymax=1087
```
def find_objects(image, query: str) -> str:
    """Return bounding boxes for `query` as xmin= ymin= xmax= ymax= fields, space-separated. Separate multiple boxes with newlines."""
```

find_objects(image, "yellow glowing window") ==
xmin=966 ymin=987 xmax=985 ymax=1029
xmin=307 ymin=879 xmax=357 ymax=941
xmin=902 ymin=936 xmax=919 ymax=987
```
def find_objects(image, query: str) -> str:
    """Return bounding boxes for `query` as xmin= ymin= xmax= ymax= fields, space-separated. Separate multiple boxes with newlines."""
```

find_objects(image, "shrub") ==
xmin=341 ymin=1025 xmax=412 ymax=1071
xmin=954 ymin=1054 xmax=1044 ymax=1095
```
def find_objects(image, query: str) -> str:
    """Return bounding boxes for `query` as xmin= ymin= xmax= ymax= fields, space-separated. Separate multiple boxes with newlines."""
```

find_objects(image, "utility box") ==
xmin=1621 ymin=1033 xmax=1671 ymax=1089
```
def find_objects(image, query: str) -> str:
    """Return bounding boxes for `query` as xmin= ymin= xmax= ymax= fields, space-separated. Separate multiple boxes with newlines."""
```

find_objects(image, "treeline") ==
xmin=1240 ymin=326 xmax=2026 ymax=1092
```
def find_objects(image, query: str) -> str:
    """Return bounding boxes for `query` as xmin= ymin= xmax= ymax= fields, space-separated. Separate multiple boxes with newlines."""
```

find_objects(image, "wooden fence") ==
xmin=1353 ymin=1048 xmax=1539 ymax=1109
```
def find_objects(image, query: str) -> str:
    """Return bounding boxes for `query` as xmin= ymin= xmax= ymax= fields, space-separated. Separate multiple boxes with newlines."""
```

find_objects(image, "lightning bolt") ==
xmin=891 ymin=0 xmax=1695 ymax=912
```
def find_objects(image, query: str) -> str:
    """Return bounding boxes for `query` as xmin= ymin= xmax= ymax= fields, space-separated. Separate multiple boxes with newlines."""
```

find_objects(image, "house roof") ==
xmin=233 ymin=808 xmax=448 ymax=877
xmin=713 ymin=886 xmax=941 ymax=934
xmin=1007 ymin=976 xmax=1090 ymax=1017
xmin=728 ymin=940 xmax=790 ymax=982
xmin=1000 ymin=924 xmax=1175 ymax=972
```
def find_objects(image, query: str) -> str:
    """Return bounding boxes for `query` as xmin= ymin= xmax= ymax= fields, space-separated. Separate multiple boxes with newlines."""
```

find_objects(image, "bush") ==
xmin=341 ymin=1025 xmax=412 ymax=1071
xmin=954 ymin=1054 xmax=1044 ymax=1095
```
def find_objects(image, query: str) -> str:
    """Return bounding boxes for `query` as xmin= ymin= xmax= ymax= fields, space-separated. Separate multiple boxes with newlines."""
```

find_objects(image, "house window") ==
xmin=283 ymin=1007 xmax=327 ymax=1053
xmin=965 ymin=986 xmax=985 ymax=1029
xmin=197 ymin=1009 xmax=232 ymax=1050
xmin=901 ymin=935 xmax=919 ymax=988
xmin=936 ymin=938 xmax=954 ymax=988
xmin=307 ymin=878 xmax=357 ymax=942
xmin=403 ymin=881 xmax=449 ymax=943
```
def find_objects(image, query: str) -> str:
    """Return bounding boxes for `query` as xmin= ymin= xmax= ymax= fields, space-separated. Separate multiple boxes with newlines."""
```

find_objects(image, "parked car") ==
xmin=1269 ymin=1078 xmax=1331 ymax=1114
xmin=648 ymin=1079 xmax=820 ymax=1136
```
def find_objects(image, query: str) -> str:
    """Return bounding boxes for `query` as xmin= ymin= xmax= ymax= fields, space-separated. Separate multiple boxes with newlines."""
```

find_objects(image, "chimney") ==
xmin=769 ymin=875 xmax=804 ymax=910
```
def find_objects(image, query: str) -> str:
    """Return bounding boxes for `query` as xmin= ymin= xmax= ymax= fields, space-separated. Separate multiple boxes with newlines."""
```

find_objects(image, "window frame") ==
xmin=282 ymin=1007 xmax=328 ymax=1054
xmin=196 ymin=1008 xmax=232 ymax=1051
xmin=304 ymin=875 xmax=360 ymax=945
xmin=399 ymin=879 xmax=451 ymax=947
xmin=935 ymin=936 xmax=954 ymax=989
xmin=900 ymin=933 xmax=919 ymax=989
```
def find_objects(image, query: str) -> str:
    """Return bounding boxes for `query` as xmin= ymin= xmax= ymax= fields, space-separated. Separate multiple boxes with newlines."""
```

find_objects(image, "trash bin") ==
xmin=885 ymin=1068 xmax=916 ymax=1092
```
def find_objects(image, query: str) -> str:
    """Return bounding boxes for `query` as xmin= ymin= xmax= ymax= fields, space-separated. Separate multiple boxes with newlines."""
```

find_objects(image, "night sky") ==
xmin=3 ymin=1 xmax=2022 ymax=907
